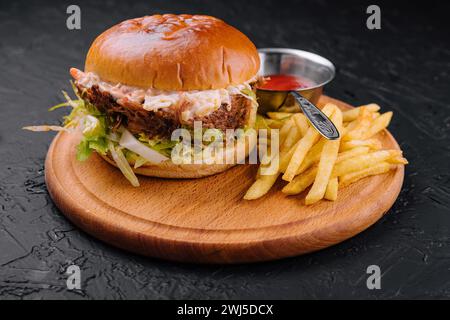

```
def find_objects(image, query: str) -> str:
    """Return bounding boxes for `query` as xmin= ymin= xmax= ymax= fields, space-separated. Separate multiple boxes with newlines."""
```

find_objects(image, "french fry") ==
xmin=342 ymin=104 xmax=380 ymax=122
xmin=342 ymin=120 xmax=358 ymax=136
xmin=278 ymin=105 xmax=300 ymax=113
xmin=258 ymin=136 xmax=271 ymax=147
xmin=332 ymin=149 xmax=401 ymax=177
xmin=258 ymin=131 xmax=279 ymax=170
xmin=259 ymin=138 xmax=282 ymax=177
xmin=257 ymin=129 xmax=281 ymax=177
xmin=344 ymin=118 xmax=358 ymax=128
xmin=324 ymin=177 xmax=338 ymax=201
xmin=343 ymin=110 xmax=360 ymax=123
xmin=245 ymin=101 xmax=406 ymax=205
xmin=344 ymin=106 xmax=372 ymax=140
xmin=282 ymin=166 xmax=317 ymax=195
xmin=387 ymin=156 xmax=409 ymax=165
xmin=305 ymin=107 xmax=343 ymax=205
xmin=255 ymin=114 xmax=270 ymax=130
xmin=279 ymin=140 xmax=300 ymax=172
xmin=294 ymin=139 xmax=326 ymax=174
xmin=276 ymin=141 xmax=361 ymax=177
xmin=292 ymin=113 xmax=309 ymax=137
xmin=258 ymin=127 xmax=292 ymax=174
xmin=339 ymin=139 xmax=382 ymax=151
xmin=336 ymin=146 xmax=370 ymax=162
xmin=280 ymin=134 xmax=339 ymax=175
xmin=282 ymin=104 xmax=335 ymax=182
xmin=281 ymin=125 xmax=301 ymax=151
xmin=364 ymin=103 xmax=382 ymax=111
xmin=283 ymin=150 xmax=402 ymax=197
xmin=265 ymin=118 xmax=284 ymax=129
xmin=362 ymin=111 xmax=393 ymax=139
xmin=244 ymin=173 xmax=280 ymax=200
xmin=279 ymin=117 xmax=294 ymax=145
xmin=294 ymin=143 xmax=368 ymax=175
xmin=267 ymin=112 xmax=293 ymax=120
xmin=282 ymin=128 xmax=320 ymax=182
xmin=339 ymin=162 xmax=397 ymax=187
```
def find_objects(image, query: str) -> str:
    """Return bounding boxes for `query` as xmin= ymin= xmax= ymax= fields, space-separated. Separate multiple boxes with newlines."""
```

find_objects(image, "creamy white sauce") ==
xmin=74 ymin=70 xmax=255 ymax=120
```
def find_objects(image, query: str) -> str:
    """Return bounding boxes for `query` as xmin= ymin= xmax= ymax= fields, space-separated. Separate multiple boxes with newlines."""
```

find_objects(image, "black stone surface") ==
xmin=0 ymin=0 xmax=449 ymax=299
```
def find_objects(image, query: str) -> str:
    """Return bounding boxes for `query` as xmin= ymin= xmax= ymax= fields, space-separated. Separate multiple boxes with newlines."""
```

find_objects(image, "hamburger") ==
xmin=26 ymin=14 xmax=260 ymax=185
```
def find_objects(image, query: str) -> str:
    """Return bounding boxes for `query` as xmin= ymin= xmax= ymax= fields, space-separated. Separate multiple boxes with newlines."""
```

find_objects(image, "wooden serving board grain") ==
xmin=45 ymin=96 xmax=404 ymax=264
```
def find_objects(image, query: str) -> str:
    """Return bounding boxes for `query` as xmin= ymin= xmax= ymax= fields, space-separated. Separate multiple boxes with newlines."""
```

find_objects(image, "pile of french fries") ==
xmin=244 ymin=103 xmax=408 ymax=205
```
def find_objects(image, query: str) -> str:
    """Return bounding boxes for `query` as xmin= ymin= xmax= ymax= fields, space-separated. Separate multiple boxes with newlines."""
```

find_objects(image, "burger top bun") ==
xmin=85 ymin=14 xmax=260 ymax=91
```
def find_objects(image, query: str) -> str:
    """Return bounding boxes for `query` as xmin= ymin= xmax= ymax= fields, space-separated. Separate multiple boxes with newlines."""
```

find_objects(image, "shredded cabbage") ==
xmin=23 ymin=125 xmax=67 ymax=132
xmin=48 ymin=102 xmax=71 ymax=111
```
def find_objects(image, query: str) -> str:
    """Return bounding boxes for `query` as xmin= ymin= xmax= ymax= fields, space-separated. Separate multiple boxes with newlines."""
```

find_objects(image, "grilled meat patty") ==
xmin=77 ymin=84 xmax=253 ymax=140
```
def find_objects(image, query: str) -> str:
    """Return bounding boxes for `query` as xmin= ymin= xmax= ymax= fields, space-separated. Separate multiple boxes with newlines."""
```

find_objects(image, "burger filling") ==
xmin=71 ymin=68 xmax=257 ymax=140
xmin=25 ymin=69 xmax=258 ymax=186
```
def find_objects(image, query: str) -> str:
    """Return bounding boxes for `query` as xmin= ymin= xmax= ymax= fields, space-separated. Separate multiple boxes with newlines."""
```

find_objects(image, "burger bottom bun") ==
xmin=100 ymin=131 xmax=257 ymax=179
xmin=100 ymin=154 xmax=237 ymax=179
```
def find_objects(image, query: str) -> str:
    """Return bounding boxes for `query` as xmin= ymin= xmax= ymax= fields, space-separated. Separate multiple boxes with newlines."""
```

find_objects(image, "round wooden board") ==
xmin=45 ymin=96 xmax=404 ymax=264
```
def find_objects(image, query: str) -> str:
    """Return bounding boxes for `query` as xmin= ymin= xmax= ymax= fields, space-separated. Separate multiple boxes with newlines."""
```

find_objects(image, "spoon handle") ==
xmin=290 ymin=91 xmax=340 ymax=140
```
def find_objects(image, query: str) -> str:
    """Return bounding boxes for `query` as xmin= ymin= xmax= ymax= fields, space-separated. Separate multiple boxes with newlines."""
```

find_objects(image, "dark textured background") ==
xmin=1 ymin=0 xmax=449 ymax=299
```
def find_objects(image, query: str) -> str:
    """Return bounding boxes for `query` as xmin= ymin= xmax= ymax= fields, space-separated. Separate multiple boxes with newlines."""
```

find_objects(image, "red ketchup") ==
xmin=257 ymin=74 xmax=313 ymax=91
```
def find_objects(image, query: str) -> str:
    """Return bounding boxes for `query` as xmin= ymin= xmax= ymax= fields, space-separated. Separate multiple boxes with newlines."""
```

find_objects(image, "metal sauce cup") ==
xmin=256 ymin=48 xmax=335 ymax=114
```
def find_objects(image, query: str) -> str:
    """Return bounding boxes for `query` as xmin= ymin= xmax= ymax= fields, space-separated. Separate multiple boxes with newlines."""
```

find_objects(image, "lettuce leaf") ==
xmin=75 ymin=115 xmax=109 ymax=160
xmin=88 ymin=138 xmax=108 ymax=155
xmin=76 ymin=139 xmax=92 ymax=161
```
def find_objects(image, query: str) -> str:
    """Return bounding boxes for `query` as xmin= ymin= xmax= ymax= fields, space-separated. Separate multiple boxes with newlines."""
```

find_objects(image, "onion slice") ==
xmin=119 ymin=129 xmax=169 ymax=164
xmin=107 ymin=140 xmax=140 ymax=187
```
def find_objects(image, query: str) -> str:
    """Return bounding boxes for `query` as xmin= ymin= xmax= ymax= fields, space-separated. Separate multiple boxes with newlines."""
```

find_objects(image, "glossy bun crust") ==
xmin=85 ymin=14 xmax=260 ymax=90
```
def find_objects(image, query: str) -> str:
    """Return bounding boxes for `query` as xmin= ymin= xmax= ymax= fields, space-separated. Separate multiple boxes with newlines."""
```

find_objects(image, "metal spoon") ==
xmin=290 ymin=91 xmax=339 ymax=140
